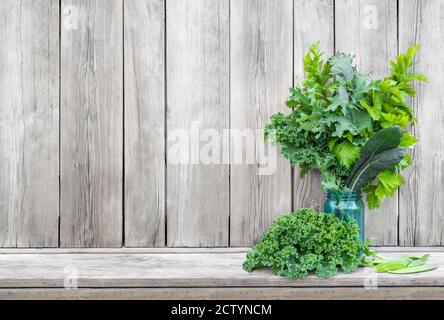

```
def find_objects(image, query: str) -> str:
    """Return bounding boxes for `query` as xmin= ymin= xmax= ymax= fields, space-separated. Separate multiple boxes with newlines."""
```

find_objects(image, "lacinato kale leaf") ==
xmin=243 ymin=208 xmax=374 ymax=279
xmin=346 ymin=126 xmax=408 ymax=191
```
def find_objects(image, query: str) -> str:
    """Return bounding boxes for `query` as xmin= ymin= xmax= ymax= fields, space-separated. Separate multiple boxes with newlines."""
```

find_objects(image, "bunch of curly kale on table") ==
xmin=243 ymin=208 xmax=374 ymax=279
xmin=243 ymin=208 xmax=437 ymax=279
xmin=265 ymin=42 xmax=426 ymax=208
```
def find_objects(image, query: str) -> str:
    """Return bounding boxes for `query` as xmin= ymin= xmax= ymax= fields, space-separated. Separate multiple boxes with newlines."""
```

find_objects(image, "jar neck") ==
xmin=327 ymin=190 xmax=362 ymax=200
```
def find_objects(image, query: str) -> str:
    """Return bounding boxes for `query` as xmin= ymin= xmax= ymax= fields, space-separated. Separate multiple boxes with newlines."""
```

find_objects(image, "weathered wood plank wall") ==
xmin=0 ymin=0 xmax=441 ymax=247
xmin=124 ymin=0 xmax=165 ymax=247
xmin=0 ymin=0 xmax=59 ymax=247
xmin=399 ymin=0 xmax=444 ymax=246
xmin=60 ymin=0 xmax=123 ymax=247
xmin=230 ymin=0 xmax=293 ymax=246
xmin=166 ymin=0 xmax=230 ymax=247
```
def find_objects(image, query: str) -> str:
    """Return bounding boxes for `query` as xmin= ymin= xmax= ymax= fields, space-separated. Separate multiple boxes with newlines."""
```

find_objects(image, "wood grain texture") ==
xmin=124 ymin=0 xmax=165 ymax=247
xmin=293 ymin=0 xmax=334 ymax=211
xmin=0 ymin=0 xmax=59 ymax=247
xmin=0 ymin=247 xmax=250 ymax=254
xmin=335 ymin=0 xmax=398 ymax=245
xmin=2 ymin=287 xmax=444 ymax=300
xmin=60 ymin=0 xmax=123 ymax=247
xmin=0 ymin=249 xmax=444 ymax=288
xmin=0 ymin=246 xmax=438 ymax=254
xmin=399 ymin=0 xmax=444 ymax=246
xmin=166 ymin=0 xmax=230 ymax=247
xmin=230 ymin=0 xmax=293 ymax=246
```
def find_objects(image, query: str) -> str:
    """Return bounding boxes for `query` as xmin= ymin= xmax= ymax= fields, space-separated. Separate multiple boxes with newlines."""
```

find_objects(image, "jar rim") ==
xmin=326 ymin=190 xmax=362 ymax=199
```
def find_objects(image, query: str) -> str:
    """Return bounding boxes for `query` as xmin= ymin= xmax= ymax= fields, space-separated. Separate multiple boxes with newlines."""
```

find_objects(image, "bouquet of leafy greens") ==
xmin=265 ymin=42 xmax=426 ymax=208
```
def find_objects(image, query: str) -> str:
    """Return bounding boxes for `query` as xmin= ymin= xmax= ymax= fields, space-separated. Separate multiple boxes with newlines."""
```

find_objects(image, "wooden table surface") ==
xmin=0 ymin=247 xmax=443 ymax=300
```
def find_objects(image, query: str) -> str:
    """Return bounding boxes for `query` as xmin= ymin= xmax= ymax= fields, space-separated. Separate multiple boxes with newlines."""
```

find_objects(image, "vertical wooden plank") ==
xmin=124 ymin=0 xmax=165 ymax=247
xmin=166 ymin=0 xmax=230 ymax=247
xmin=0 ymin=0 xmax=59 ymax=247
xmin=230 ymin=0 xmax=293 ymax=246
xmin=293 ymin=0 xmax=334 ymax=211
xmin=399 ymin=0 xmax=444 ymax=246
xmin=335 ymin=0 xmax=398 ymax=245
xmin=60 ymin=0 xmax=123 ymax=247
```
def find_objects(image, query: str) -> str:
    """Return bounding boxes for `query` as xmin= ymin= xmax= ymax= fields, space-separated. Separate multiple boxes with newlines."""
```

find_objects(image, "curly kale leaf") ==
xmin=264 ymin=112 xmax=347 ymax=190
xmin=243 ymin=208 xmax=373 ymax=279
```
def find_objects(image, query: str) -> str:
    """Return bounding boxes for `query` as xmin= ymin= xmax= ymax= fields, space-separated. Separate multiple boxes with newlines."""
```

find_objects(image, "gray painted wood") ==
xmin=0 ymin=246 xmax=438 ymax=254
xmin=230 ymin=0 xmax=293 ymax=246
xmin=399 ymin=0 xmax=444 ymax=246
xmin=0 ymin=246 xmax=439 ymax=255
xmin=60 ymin=0 xmax=123 ymax=247
xmin=0 ymin=249 xmax=443 ymax=288
xmin=124 ymin=0 xmax=165 ymax=247
xmin=2 ymin=287 xmax=444 ymax=300
xmin=166 ymin=0 xmax=230 ymax=247
xmin=0 ymin=247 xmax=250 ymax=254
xmin=335 ymin=0 xmax=398 ymax=245
xmin=293 ymin=0 xmax=334 ymax=212
xmin=0 ymin=0 xmax=59 ymax=247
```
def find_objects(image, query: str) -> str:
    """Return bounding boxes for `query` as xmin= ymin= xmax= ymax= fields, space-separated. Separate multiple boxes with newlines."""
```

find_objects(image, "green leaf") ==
xmin=321 ymin=171 xmax=342 ymax=191
xmin=397 ymin=102 xmax=416 ymax=121
xmin=349 ymin=109 xmax=373 ymax=133
xmin=330 ymin=53 xmax=355 ymax=82
xmin=364 ymin=185 xmax=380 ymax=209
xmin=387 ymin=264 xmax=438 ymax=274
xmin=360 ymin=100 xmax=382 ymax=121
xmin=370 ymin=253 xmax=436 ymax=274
xmin=346 ymin=127 xmax=402 ymax=181
xmin=381 ymin=112 xmax=411 ymax=128
xmin=374 ymin=183 xmax=387 ymax=201
xmin=345 ymin=127 xmax=408 ymax=190
xmin=375 ymin=258 xmax=411 ymax=273
xmin=413 ymin=73 xmax=428 ymax=81
xmin=304 ymin=41 xmax=322 ymax=77
xmin=396 ymin=152 xmax=412 ymax=170
xmin=287 ymin=87 xmax=312 ymax=112
xmin=408 ymin=254 xmax=430 ymax=267
xmin=349 ymin=148 xmax=407 ymax=190
xmin=327 ymin=138 xmax=338 ymax=151
xmin=326 ymin=85 xmax=350 ymax=112
xmin=377 ymin=170 xmax=405 ymax=197
xmin=332 ymin=140 xmax=361 ymax=169
xmin=345 ymin=133 xmax=354 ymax=142
xmin=280 ymin=142 xmax=299 ymax=165
xmin=330 ymin=116 xmax=355 ymax=137
xmin=399 ymin=131 xmax=416 ymax=147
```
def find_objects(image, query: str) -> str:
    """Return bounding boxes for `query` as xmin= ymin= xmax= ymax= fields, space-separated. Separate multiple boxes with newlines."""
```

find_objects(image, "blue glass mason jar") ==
xmin=323 ymin=190 xmax=365 ymax=242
